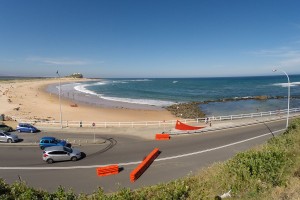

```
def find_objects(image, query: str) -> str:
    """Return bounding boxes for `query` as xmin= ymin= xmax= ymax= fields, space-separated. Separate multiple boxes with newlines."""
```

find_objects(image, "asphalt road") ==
xmin=0 ymin=120 xmax=286 ymax=194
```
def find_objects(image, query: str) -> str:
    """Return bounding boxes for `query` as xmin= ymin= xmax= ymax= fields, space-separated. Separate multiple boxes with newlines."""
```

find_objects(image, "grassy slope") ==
xmin=1 ymin=118 xmax=300 ymax=199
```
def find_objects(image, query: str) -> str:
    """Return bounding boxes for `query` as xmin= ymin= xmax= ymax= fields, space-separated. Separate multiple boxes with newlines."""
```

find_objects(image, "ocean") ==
xmin=65 ymin=75 xmax=300 ymax=116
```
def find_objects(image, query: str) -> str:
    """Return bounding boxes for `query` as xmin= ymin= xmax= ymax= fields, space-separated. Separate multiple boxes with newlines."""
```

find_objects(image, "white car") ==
xmin=42 ymin=146 xmax=82 ymax=164
xmin=0 ymin=131 xmax=19 ymax=143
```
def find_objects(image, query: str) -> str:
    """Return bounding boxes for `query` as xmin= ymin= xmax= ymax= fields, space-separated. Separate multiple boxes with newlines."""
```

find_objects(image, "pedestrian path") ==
xmin=170 ymin=113 xmax=299 ymax=135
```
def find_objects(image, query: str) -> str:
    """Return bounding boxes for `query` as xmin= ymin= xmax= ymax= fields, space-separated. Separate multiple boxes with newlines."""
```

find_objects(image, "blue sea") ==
xmin=70 ymin=75 xmax=300 ymax=116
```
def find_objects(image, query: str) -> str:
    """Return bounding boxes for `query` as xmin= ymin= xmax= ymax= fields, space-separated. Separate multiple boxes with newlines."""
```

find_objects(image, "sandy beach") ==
xmin=0 ymin=78 xmax=177 ymax=123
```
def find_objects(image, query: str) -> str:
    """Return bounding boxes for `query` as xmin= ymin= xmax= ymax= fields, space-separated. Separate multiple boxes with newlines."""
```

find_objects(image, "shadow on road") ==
xmin=263 ymin=122 xmax=275 ymax=137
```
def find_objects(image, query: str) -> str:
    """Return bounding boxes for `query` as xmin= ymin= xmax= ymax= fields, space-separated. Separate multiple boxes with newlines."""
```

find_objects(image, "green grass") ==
xmin=1 ymin=117 xmax=300 ymax=200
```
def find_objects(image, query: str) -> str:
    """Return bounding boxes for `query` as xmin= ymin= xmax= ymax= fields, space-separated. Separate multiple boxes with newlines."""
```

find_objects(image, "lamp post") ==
xmin=272 ymin=69 xmax=290 ymax=129
xmin=56 ymin=70 xmax=63 ymax=129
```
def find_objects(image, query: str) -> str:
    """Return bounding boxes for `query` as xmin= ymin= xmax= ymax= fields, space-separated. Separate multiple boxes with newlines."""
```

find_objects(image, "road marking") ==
xmin=0 ymin=129 xmax=285 ymax=170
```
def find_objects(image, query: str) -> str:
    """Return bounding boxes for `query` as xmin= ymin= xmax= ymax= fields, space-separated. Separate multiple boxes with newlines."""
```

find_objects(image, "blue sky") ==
xmin=0 ymin=0 xmax=300 ymax=78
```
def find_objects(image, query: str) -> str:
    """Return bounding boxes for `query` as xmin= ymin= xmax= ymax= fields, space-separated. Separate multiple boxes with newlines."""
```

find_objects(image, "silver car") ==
xmin=0 ymin=131 xmax=19 ymax=143
xmin=42 ymin=146 xmax=82 ymax=164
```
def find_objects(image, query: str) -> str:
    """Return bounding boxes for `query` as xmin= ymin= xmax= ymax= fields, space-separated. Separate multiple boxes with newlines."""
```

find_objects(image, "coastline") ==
xmin=45 ymin=81 xmax=166 ymax=110
xmin=0 ymin=78 xmax=176 ymax=122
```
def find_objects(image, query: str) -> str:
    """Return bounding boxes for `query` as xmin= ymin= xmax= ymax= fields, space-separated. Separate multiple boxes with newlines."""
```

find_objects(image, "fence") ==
xmin=11 ymin=107 xmax=300 ymax=128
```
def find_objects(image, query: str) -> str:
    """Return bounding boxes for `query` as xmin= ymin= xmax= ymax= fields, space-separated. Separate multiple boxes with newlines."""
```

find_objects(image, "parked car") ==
xmin=0 ymin=131 xmax=19 ymax=143
xmin=39 ymin=136 xmax=69 ymax=150
xmin=0 ymin=124 xmax=13 ymax=132
xmin=42 ymin=146 xmax=82 ymax=164
xmin=16 ymin=123 xmax=38 ymax=133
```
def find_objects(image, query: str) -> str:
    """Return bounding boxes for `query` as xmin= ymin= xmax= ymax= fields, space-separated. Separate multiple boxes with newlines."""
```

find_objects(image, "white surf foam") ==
xmin=74 ymin=82 xmax=106 ymax=96
xmin=112 ymin=79 xmax=152 ymax=84
xmin=100 ymin=96 xmax=174 ymax=107
xmin=273 ymin=82 xmax=300 ymax=87
xmin=73 ymin=81 xmax=174 ymax=107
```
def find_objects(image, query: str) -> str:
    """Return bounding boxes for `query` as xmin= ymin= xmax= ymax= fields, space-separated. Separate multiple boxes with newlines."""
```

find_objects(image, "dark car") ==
xmin=0 ymin=124 xmax=13 ymax=132
xmin=39 ymin=136 xmax=69 ymax=150
xmin=16 ymin=123 xmax=38 ymax=133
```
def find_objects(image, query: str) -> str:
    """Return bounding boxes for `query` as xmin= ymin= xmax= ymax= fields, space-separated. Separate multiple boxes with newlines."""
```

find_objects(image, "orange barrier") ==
xmin=96 ymin=165 xmax=119 ymax=176
xmin=175 ymin=120 xmax=205 ymax=130
xmin=130 ymin=148 xmax=160 ymax=182
xmin=155 ymin=133 xmax=170 ymax=140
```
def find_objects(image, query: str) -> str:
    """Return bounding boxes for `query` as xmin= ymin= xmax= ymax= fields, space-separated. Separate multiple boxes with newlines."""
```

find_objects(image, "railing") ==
xmin=10 ymin=107 xmax=300 ymax=128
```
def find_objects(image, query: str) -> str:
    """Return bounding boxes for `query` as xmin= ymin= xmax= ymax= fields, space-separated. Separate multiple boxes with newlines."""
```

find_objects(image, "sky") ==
xmin=0 ymin=0 xmax=300 ymax=78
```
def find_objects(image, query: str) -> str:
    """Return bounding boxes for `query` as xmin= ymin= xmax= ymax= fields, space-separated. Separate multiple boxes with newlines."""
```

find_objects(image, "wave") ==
xmin=112 ymin=79 xmax=152 ymax=84
xmin=73 ymin=82 xmax=174 ymax=107
xmin=74 ymin=82 xmax=106 ymax=96
xmin=100 ymin=96 xmax=174 ymax=107
xmin=273 ymin=82 xmax=300 ymax=87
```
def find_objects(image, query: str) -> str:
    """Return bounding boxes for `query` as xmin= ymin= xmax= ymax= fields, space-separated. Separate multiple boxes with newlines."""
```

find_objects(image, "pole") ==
xmin=93 ymin=122 xmax=96 ymax=143
xmin=57 ymin=70 xmax=63 ymax=129
xmin=272 ymin=69 xmax=290 ymax=129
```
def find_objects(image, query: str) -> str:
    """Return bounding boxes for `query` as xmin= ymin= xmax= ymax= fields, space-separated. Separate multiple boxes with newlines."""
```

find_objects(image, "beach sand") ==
xmin=0 ymin=78 xmax=177 ymax=123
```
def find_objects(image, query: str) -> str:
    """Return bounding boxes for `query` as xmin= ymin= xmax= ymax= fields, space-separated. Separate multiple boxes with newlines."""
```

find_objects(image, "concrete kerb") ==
xmin=0 ymin=142 xmax=107 ymax=147
xmin=0 ymin=128 xmax=108 ymax=147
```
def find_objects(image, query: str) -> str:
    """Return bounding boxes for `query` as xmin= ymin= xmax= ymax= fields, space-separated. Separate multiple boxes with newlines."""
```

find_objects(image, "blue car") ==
xmin=39 ymin=136 xmax=69 ymax=150
xmin=16 ymin=123 xmax=38 ymax=133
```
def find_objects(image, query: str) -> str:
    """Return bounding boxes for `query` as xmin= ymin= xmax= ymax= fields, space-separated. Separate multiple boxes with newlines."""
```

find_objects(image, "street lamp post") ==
xmin=272 ymin=69 xmax=290 ymax=129
xmin=56 ymin=70 xmax=63 ymax=129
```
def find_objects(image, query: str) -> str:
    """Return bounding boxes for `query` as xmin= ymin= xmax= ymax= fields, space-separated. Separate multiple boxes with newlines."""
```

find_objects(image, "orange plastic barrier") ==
xmin=155 ymin=133 xmax=170 ymax=140
xmin=130 ymin=148 xmax=160 ymax=182
xmin=96 ymin=165 xmax=119 ymax=176
xmin=175 ymin=120 xmax=205 ymax=130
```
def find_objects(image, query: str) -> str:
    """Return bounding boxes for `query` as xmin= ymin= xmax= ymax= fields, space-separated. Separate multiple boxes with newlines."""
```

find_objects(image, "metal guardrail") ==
xmin=10 ymin=107 xmax=300 ymax=128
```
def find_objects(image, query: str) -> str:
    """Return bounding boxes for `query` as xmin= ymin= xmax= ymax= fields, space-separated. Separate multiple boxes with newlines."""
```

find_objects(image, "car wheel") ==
xmin=7 ymin=139 xmax=12 ymax=143
xmin=40 ymin=146 xmax=45 ymax=150
xmin=47 ymin=159 xmax=54 ymax=164
xmin=30 ymin=130 xmax=33 ymax=133
xmin=18 ymin=130 xmax=21 ymax=133
xmin=71 ymin=156 xmax=77 ymax=161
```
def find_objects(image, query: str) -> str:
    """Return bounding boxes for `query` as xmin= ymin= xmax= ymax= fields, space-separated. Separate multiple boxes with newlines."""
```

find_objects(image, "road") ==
xmin=0 ymin=120 xmax=286 ymax=194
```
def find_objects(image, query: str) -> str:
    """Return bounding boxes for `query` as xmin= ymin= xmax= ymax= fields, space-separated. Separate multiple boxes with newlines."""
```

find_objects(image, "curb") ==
xmin=0 ymin=140 xmax=107 ymax=147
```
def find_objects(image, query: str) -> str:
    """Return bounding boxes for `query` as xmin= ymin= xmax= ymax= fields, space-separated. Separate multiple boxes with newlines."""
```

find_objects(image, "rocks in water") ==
xmin=254 ymin=95 xmax=268 ymax=100
xmin=165 ymin=95 xmax=300 ymax=119
xmin=166 ymin=102 xmax=205 ymax=119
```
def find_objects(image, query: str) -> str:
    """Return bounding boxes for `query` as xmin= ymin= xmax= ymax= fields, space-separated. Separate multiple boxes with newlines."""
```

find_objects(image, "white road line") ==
xmin=0 ymin=129 xmax=285 ymax=170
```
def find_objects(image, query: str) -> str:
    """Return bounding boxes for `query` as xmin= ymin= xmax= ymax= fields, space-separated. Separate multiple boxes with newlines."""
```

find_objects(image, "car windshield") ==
xmin=5 ymin=132 xmax=11 ymax=136
xmin=63 ymin=147 xmax=72 ymax=153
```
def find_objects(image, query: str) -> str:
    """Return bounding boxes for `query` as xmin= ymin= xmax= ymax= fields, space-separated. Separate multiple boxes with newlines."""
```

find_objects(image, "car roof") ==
xmin=40 ymin=136 xmax=57 ymax=140
xmin=44 ymin=146 xmax=68 ymax=151
xmin=19 ymin=123 xmax=32 ymax=126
